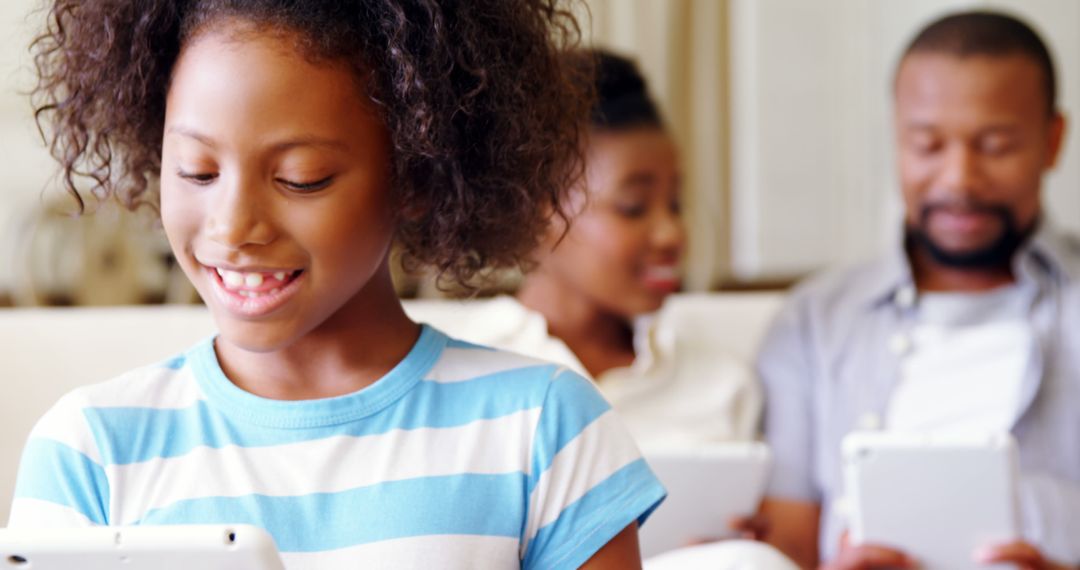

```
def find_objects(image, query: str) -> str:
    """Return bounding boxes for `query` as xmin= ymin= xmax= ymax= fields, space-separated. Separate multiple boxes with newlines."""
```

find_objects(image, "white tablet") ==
xmin=843 ymin=431 xmax=1020 ymax=570
xmin=639 ymin=441 xmax=771 ymax=559
xmin=0 ymin=524 xmax=286 ymax=570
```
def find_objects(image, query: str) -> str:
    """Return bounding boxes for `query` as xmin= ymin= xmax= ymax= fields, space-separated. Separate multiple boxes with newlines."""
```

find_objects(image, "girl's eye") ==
xmin=277 ymin=175 xmax=335 ymax=192
xmin=614 ymin=202 xmax=647 ymax=218
xmin=177 ymin=169 xmax=217 ymax=185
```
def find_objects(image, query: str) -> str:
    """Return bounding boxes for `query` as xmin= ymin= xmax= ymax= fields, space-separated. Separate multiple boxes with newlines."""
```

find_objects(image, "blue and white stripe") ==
xmin=10 ymin=325 xmax=665 ymax=569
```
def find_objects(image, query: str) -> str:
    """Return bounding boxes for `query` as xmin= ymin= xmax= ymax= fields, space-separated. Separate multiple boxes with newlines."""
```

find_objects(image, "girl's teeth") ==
xmin=222 ymin=270 xmax=245 ymax=289
xmin=217 ymin=267 xmax=293 ymax=291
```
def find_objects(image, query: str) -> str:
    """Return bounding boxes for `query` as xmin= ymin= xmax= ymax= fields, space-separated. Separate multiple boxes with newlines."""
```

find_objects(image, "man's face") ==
xmin=894 ymin=53 xmax=1065 ymax=267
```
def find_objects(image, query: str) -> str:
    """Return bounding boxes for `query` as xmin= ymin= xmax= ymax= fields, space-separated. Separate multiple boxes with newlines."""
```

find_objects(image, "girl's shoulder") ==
xmin=425 ymin=327 xmax=577 ymax=388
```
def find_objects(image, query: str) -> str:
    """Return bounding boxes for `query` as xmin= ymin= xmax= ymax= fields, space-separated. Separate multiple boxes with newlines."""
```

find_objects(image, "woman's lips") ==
xmin=642 ymin=265 xmax=681 ymax=292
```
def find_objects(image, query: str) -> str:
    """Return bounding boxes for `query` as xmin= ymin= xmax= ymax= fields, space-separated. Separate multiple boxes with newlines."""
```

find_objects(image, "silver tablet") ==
xmin=843 ymin=431 xmax=1020 ymax=570
xmin=0 ymin=524 xmax=285 ymax=570
xmin=639 ymin=441 xmax=772 ymax=559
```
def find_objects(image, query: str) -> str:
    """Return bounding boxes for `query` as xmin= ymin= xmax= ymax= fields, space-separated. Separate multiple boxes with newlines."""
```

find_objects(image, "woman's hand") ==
xmin=729 ymin=513 xmax=770 ymax=540
xmin=975 ymin=541 xmax=1073 ymax=570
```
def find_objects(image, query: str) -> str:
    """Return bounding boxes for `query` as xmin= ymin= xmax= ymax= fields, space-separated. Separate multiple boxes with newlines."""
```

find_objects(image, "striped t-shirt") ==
xmin=9 ymin=325 xmax=665 ymax=569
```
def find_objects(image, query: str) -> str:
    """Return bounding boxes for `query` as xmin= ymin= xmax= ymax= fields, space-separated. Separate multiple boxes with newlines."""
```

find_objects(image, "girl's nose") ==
xmin=204 ymin=175 xmax=276 ymax=248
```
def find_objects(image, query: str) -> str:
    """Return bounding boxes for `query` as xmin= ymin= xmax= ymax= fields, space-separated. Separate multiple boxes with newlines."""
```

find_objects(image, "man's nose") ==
xmin=935 ymin=143 xmax=982 ymax=200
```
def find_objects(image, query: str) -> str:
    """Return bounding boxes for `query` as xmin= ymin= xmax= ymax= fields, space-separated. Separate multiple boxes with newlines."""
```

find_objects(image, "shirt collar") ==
xmin=859 ymin=219 xmax=1076 ymax=310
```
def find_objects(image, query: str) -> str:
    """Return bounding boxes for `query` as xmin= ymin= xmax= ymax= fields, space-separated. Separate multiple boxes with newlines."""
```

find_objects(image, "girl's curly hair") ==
xmin=31 ymin=0 xmax=592 ymax=289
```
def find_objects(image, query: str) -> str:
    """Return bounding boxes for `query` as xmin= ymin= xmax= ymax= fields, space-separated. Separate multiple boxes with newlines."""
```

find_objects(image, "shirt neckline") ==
xmin=861 ymin=220 xmax=1072 ymax=309
xmin=189 ymin=324 xmax=445 ymax=429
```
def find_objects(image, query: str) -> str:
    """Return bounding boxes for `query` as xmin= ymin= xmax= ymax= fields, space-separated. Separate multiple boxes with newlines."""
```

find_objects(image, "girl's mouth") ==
xmin=205 ymin=266 xmax=306 ymax=317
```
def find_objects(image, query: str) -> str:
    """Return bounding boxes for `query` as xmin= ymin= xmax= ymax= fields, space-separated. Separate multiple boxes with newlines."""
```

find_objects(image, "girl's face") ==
xmin=160 ymin=23 xmax=396 ymax=352
xmin=540 ymin=128 xmax=685 ymax=318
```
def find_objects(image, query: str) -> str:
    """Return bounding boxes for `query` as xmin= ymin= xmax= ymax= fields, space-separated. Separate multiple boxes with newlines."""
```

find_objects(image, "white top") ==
xmin=413 ymin=296 xmax=762 ymax=451
xmin=887 ymin=286 xmax=1033 ymax=438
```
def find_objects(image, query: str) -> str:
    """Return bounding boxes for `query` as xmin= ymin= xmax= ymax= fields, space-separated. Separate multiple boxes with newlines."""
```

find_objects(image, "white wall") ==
xmin=729 ymin=0 xmax=1080 ymax=280
xmin=0 ymin=1 xmax=56 ymax=295
xmin=0 ymin=0 xmax=54 ymax=201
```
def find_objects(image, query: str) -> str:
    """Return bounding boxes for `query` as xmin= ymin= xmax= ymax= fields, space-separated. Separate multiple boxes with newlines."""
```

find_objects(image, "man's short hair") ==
xmin=900 ymin=11 xmax=1057 ymax=115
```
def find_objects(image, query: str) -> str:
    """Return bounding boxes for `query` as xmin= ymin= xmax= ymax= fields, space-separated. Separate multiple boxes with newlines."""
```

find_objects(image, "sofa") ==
xmin=0 ymin=292 xmax=785 ymax=524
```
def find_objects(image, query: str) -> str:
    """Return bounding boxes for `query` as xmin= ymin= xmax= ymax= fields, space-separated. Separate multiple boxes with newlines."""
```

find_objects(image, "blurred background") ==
xmin=1 ymin=0 xmax=1078 ymax=306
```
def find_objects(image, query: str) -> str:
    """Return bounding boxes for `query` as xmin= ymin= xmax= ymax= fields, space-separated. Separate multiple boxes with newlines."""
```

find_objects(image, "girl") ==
xmin=10 ymin=2 xmax=664 ymax=569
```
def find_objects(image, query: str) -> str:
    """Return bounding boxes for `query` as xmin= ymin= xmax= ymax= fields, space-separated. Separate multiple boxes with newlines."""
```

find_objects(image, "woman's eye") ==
xmin=910 ymin=137 xmax=941 ymax=156
xmin=176 ymin=169 xmax=217 ymax=185
xmin=278 ymin=175 xmax=335 ymax=192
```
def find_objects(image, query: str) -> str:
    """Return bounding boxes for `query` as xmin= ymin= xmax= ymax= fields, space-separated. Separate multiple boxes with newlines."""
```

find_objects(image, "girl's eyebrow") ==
xmin=165 ymin=125 xmax=349 ymax=152
xmin=166 ymin=125 xmax=218 ymax=148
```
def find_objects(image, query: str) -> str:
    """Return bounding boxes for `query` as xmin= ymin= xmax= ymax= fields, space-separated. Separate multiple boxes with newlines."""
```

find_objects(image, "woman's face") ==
xmin=539 ymin=127 xmax=685 ymax=318
xmin=160 ymin=22 xmax=397 ymax=353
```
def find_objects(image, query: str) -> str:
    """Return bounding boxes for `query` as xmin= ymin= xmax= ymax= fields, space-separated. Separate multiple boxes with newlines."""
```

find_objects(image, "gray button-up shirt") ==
xmin=757 ymin=223 xmax=1080 ymax=563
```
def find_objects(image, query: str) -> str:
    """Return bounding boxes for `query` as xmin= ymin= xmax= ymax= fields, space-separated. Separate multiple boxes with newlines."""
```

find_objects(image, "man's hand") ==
xmin=819 ymin=531 xmax=916 ymax=570
xmin=975 ymin=541 xmax=1073 ymax=570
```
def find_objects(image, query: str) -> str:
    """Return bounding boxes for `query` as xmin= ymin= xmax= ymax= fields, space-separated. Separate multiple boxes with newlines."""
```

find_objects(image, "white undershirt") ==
xmin=886 ymin=285 xmax=1033 ymax=438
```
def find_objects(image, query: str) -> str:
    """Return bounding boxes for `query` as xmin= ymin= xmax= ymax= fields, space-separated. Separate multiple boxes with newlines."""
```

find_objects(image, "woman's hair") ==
xmin=584 ymin=49 xmax=662 ymax=131
xmin=31 ymin=0 xmax=592 ymax=289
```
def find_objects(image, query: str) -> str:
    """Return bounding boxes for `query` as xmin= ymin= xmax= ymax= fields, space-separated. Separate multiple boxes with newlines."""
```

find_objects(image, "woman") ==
xmin=451 ymin=50 xmax=760 ymax=451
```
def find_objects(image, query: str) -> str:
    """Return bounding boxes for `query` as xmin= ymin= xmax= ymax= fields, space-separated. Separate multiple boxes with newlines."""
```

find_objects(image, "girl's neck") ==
xmin=215 ymin=269 xmax=420 ymax=401
xmin=516 ymin=274 xmax=636 ymax=378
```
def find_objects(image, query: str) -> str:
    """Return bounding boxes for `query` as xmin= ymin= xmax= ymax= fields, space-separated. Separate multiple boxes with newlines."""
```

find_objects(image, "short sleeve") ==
xmin=520 ymin=368 xmax=665 ymax=570
xmin=7 ymin=392 xmax=110 ymax=527
xmin=756 ymin=294 xmax=821 ymax=502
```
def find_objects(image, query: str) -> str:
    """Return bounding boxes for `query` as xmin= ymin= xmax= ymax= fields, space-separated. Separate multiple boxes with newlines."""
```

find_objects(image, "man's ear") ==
xmin=1045 ymin=110 xmax=1067 ymax=169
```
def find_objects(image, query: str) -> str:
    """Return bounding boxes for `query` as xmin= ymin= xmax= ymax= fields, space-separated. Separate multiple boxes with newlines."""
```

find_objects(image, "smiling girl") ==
xmin=9 ymin=2 xmax=665 ymax=568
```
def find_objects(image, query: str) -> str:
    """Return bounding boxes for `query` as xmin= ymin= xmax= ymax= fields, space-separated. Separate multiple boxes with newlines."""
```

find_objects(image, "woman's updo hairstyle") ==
xmin=586 ymin=49 xmax=663 ymax=131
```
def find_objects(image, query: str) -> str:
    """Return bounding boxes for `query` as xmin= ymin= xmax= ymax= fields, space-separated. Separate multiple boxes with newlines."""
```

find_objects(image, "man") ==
xmin=756 ymin=11 xmax=1080 ymax=570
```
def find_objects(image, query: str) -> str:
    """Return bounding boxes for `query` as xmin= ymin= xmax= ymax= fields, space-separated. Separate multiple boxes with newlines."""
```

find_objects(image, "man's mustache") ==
xmin=918 ymin=200 xmax=1015 ymax=226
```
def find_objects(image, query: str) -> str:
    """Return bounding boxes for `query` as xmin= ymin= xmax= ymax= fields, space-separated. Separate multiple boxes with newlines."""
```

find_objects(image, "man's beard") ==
xmin=906 ymin=203 xmax=1034 ymax=270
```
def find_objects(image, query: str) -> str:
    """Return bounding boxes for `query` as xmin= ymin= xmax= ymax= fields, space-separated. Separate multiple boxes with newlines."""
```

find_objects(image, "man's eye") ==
xmin=278 ymin=176 xmax=335 ymax=192
xmin=980 ymin=137 xmax=1015 ymax=155
xmin=177 ymin=170 xmax=217 ymax=184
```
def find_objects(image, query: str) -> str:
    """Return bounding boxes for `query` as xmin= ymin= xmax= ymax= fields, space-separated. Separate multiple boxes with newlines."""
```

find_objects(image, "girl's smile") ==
xmin=203 ymin=264 xmax=306 ymax=318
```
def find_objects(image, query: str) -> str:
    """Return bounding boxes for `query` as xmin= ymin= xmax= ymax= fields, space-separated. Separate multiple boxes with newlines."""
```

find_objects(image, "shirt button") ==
xmin=894 ymin=286 xmax=916 ymax=309
xmin=888 ymin=333 xmax=911 ymax=355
